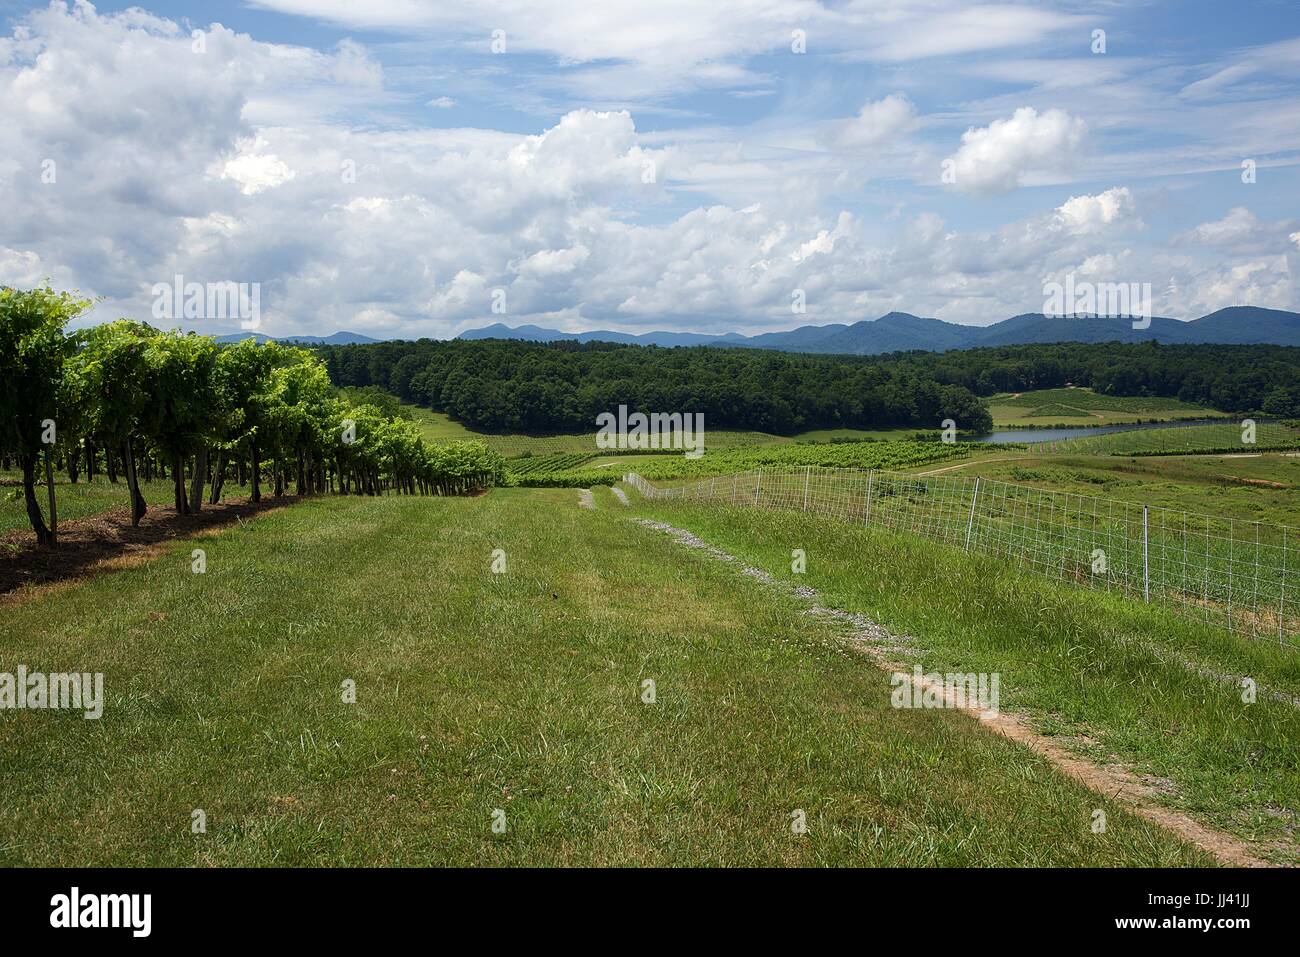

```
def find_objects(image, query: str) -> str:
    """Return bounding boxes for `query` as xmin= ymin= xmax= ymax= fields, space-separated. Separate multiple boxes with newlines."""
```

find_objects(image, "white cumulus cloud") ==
xmin=0 ymin=2 xmax=1294 ymax=338
xmin=1052 ymin=187 xmax=1137 ymax=235
xmin=944 ymin=107 xmax=1087 ymax=193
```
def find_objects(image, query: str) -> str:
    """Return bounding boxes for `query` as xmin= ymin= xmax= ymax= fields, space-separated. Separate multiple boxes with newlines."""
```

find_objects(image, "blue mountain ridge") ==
xmin=453 ymin=307 xmax=1300 ymax=353
xmin=211 ymin=307 xmax=1300 ymax=353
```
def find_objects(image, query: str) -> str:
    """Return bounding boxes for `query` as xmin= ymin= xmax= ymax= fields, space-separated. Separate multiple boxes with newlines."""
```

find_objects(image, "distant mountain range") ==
xmin=457 ymin=307 xmax=1300 ymax=354
xmin=214 ymin=306 xmax=1300 ymax=354
xmin=457 ymin=323 xmax=752 ymax=348
xmin=214 ymin=331 xmax=379 ymax=345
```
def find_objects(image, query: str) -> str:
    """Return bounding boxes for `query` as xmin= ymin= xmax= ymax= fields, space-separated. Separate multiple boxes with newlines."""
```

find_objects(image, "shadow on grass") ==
xmin=0 ymin=494 xmax=295 ymax=599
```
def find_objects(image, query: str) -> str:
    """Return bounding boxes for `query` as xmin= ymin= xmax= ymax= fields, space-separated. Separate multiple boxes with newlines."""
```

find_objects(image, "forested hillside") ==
xmin=320 ymin=339 xmax=1300 ymax=436
xmin=907 ymin=341 xmax=1300 ymax=414
xmin=321 ymin=339 xmax=992 ymax=435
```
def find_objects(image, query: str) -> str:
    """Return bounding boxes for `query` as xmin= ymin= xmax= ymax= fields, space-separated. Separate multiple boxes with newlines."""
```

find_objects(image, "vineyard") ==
xmin=0 ymin=472 xmax=245 ymax=534
xmin=505 ymin=452 xmax=598 ymax=476
xmin=0 ymin=288 xmax=507 ymax=549
xmin=508 ymin=439 xmax=996 ymax=487
xmin=1046 ymin=422 xmax=1300 ymax=457
xmin=992 ymin=389 xmax=1215 ymax=413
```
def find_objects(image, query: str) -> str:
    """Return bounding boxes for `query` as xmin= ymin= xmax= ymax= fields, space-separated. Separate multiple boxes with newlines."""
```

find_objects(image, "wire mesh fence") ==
xmin=624 ymin=466 xmax=1299 ymax=648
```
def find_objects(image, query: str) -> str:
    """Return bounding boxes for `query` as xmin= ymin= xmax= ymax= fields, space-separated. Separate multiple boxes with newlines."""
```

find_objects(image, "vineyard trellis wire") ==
xmin=624 ymin=466 xmax=1299 ymax=648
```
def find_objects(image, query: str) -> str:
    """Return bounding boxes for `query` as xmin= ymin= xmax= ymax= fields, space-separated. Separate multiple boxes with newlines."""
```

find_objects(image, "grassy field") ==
xmin=411 ymin=388 xmax=1229 ymax=448
xmin=622 ymin=491 xmax=1300 ymax=863
xmin=404 ymin=392 xmax=1256 ymax=468
xmin=506 ymin=440 xmax=992 ymax=488
xmin=1044 ymin=422 xmax=1300 ymax=456
xmin=921 ymin=452 xmax=1300 ymax=527
xmin=407 ymin=403 xmax=939 ymax=457
xmin=407 ymin=406 xmax=784 ymax=457
xmin=0 ymin=488 xmax=1215 ymax=866
xmin=372 ymin=388 xmax=1238 ymax=459
xmin=4 ymin=394 xmax=1294 ymax=867
xmin=987 ymin=388 xmax=1226 ymax=428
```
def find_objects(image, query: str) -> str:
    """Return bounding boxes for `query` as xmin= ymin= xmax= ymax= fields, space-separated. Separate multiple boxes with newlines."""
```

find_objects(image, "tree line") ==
xmin=319 ymin=338 xmax=994 ymax=435
xmin=319 ymin=336 xmax=1300 ymax=435
xmin=892 ymin=340 xmax=1300 ymax=417
xmin=1 ymin=287 xmax=506 ymax=547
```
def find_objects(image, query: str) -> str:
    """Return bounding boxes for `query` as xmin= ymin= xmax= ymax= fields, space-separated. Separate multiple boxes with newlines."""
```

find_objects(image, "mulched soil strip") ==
xmin=0 ymin=495 xmax=291 ymax=598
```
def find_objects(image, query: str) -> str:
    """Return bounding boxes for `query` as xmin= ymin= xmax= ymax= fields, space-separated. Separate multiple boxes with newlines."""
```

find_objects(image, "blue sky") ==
xmin=1 ymin=0 xmax=1297 ymax=337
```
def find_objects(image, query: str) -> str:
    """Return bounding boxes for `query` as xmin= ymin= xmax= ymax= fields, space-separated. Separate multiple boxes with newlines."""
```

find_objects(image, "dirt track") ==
xmin=633 ymin=516 xmax=1278 ymax=868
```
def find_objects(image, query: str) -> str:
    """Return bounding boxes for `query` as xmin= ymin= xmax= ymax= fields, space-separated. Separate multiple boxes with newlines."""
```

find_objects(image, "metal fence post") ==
xmin=622 ymin=460 xmax=1293 ymax=647
xmin=1280 ymin=526 xmax=1288 ymax=644
xmin=864 ymin=469 xmax=873 ymax=525
xmin=1142 ymin=505 xmax=1150 ymax=603
xmin=964 ymin=477 xmax=980 ymax=551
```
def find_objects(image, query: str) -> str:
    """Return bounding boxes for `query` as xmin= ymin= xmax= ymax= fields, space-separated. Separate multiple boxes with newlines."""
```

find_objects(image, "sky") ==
xmin=1 ymin=0 xmax=1298 ymax=338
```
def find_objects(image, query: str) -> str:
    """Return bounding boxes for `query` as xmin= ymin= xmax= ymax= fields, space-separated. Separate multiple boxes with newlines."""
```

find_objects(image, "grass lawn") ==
xmin=987 ymin=387 xmax=1227 ymax=428
xmin=0 ymin=488 xmax=1211 ymax=866
xmin=623 ymin=491 xmax=1300 ymax=863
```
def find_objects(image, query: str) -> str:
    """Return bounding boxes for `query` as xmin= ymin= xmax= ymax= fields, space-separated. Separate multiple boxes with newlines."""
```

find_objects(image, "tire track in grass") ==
xmin=631 ymin=516 xmax=1274 ymax=868
xmin=1119 ymin=638 xmax=1300 ymax=710
xmin=916 ymin=456 xmax=1034 ymax=476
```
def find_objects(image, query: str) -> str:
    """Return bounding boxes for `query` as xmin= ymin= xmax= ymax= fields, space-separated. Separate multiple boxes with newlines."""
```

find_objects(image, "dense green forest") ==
xmin=320 ymin=339 xmax=993 ymax=434
xmin=319 ymin=338 xmax=1300 ymax=435
xmin=908 ymin=341 xmax=1300 ymax=415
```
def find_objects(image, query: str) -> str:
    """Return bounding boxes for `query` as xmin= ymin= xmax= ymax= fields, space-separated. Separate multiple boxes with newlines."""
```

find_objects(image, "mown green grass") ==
xmin=0 ymin=489 xmax=1209 ymax=865
xmin=624 ymin=492 xmax=1300 ymax=862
